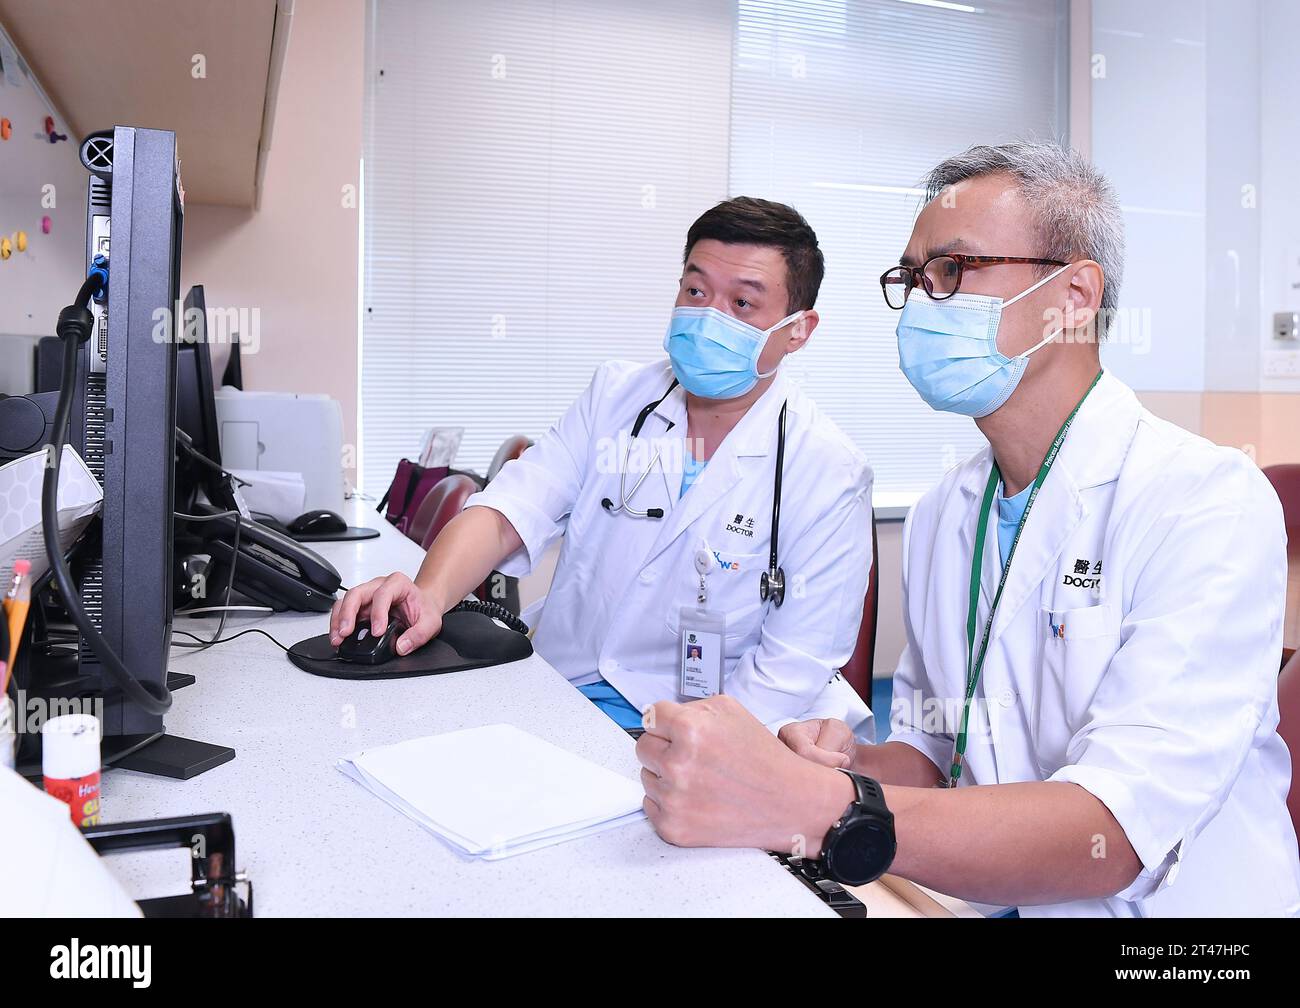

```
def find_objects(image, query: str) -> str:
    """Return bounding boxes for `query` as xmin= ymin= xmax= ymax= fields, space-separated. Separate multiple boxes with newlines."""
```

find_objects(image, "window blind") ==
xmin=362 ymin=0 xmax=1069 ymax=502
xmin=360 ymin=0 xmax=733 ymax=493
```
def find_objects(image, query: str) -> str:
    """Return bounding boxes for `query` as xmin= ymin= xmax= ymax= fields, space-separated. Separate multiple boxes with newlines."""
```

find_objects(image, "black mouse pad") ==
xmin=291 ymin=525 xmax=381 ymax=544
xmin=287 ymin=629 xmax=532 ymax=680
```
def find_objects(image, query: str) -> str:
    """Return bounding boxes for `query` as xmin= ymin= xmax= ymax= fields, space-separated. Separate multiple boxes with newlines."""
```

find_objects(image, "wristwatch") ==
xmin=820 ymin=770 xmax=896 ymax=886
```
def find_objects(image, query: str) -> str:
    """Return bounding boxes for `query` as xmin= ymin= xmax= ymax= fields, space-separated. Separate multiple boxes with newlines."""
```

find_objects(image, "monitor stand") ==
xmin=15 ymin=729 xmax=234 ymax=782
xmin=112 ymin=733 xmax=235 ymax=779
xmin=12 ymin=648 xmax=234 ymax=781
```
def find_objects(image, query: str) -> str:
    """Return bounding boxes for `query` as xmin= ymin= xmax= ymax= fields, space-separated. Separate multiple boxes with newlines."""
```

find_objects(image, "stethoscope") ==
xmin=601 ymin=380 xmax=789 ymax=607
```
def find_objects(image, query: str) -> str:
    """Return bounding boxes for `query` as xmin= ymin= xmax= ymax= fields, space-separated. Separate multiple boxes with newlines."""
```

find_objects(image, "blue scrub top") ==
xmin=996 ymin=481 xmax=1033 ymax=567
xmin=577 ymin=679 xmax=643 ymax=729
xmin=679 ymin=451 xmax=707 ymax=498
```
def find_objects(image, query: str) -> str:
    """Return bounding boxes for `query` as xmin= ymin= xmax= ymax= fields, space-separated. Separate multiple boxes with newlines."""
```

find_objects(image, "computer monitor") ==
xmin=11 ymin=126 xmax=233 ymax=779
xmin=175 ymin=284 xmax=236 ymax=513
xmin=76 ymin=126 xmax=182 ymax=750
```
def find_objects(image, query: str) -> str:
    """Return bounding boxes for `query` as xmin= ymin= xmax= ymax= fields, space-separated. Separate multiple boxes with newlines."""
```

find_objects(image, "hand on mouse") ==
xmin=330 ymin=571 xmax=443 ymax=656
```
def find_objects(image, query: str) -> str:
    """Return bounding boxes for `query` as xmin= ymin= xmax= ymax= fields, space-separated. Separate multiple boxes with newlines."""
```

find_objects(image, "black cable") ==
xmin=171 ymin=627 xmax=290 ymax=652
xmin=169 ymin=603 xmax=521 ymax=658
xmin=449 ymin=598 xmax=529 ymax=635
xmin=172 ymin=509 xmax=242 ymax=652
xmin=41 ymin=283 xmax=171 ymax=714
xmin=73 ymin=269 xmax=104 ymax=311
xmin=175 ymin=430 xmax=249 ymax=487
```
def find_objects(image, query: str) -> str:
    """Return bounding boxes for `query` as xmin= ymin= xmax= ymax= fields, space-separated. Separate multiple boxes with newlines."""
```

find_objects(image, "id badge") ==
xmin=678 ymin=606 xmax=725 ymax=700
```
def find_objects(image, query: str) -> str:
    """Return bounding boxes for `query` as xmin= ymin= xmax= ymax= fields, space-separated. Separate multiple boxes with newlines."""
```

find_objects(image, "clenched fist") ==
xmin=636 ymin=695 xmax=854 ymax=858
xmin=778 ymin=717 xmax=857 ymax=770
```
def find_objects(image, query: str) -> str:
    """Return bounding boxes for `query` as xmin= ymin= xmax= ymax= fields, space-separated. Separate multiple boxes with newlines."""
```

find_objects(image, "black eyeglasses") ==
xmin=879 ymin=254 xmax=1069 ymax=310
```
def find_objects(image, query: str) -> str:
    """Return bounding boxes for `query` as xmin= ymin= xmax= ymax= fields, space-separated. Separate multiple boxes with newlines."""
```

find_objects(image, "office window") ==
xmin=361 ymin=0 xmax=1069 ymax=501
xmin=360 ymin=0 xmax=734 ymax=494
xmin=730 ymin=0 xmax=1069 ymax=500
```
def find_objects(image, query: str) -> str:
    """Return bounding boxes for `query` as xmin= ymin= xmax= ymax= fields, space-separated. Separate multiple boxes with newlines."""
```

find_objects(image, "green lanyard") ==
xmin=948 ymin=371 xmax=1102 ymax=788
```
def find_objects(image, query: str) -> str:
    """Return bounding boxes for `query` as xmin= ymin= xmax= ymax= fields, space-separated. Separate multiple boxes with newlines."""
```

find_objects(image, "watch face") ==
xmin=829 ymin=819 xmax=896 ymax=886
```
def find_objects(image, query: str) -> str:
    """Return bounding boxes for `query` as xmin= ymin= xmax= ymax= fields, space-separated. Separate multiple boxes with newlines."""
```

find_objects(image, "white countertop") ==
xmin=98 ymin=501 xmax=834 ymax=918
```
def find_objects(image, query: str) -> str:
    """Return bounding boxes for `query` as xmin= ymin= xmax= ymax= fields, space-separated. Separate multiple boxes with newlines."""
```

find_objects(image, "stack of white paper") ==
xmin=337 ymin=724 xmax=646 ymax=860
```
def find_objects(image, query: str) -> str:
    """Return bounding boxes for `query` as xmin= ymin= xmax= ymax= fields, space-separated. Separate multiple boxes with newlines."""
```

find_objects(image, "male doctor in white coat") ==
xmin=331 ymin=197 xmax=874 ymax=736
xmin=635 ymin=143 xmax=1300 ymax=917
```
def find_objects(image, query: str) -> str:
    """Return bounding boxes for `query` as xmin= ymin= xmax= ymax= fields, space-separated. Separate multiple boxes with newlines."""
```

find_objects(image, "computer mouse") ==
xmin=289 ymin=509 xmax=348 ymax=536
xmin=336 ymin=617 xmax=410 ymax=665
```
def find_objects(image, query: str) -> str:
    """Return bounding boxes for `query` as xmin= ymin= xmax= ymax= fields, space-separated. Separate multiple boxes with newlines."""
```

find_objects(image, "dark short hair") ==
xmin=684 ymin=197 xmax=824 ymax=312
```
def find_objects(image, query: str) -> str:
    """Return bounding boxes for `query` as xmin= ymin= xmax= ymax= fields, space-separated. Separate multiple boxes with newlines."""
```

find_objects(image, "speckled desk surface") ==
xmin=100 ymin=502 xmax=834 ymax=918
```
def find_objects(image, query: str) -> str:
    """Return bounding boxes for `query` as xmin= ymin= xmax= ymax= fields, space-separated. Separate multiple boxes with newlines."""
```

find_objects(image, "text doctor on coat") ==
xmin=636 ymin=142 xmax=1300 ymax=918
xmin=331 ymin=197 xmax=874 ymax=736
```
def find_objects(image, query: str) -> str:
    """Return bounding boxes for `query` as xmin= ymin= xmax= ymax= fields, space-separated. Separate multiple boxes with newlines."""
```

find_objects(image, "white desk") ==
xmin=99 ymin=503 xmax=834 ymax=918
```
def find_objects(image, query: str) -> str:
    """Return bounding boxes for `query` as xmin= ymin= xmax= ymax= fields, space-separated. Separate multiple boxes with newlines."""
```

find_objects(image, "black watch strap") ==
xmin=820 ymin=770 xmax=896 ymax=887
xmin=838 ymin=768 xmax=890 ymax=817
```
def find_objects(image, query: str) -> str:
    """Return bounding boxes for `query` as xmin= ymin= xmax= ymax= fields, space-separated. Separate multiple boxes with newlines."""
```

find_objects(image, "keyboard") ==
xmin=769 ymin=851 xmax=867 ymax=918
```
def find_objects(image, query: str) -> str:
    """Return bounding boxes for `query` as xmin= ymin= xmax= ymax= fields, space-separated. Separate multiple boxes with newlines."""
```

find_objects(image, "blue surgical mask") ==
xmin=895 ymin=264 xmax=1071 ymax=418
xmin=664 ymin=306 xmax=804 ymax=399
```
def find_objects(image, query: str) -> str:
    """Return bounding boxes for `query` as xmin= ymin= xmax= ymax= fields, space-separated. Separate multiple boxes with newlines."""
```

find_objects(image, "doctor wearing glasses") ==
xmin=331 ymin=197 xmax=874 ymax=736
xmin=632 ymin=144 xmax=1300 ymax=917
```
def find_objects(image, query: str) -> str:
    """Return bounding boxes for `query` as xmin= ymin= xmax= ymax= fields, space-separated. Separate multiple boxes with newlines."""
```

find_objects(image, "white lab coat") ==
xmin=467 ymin=359 xmax=875 ymax=735
xmin=0 ymin=766 xmax=140 ymax=916
xmin=889 ymin=370 xmax=1300 ymax=917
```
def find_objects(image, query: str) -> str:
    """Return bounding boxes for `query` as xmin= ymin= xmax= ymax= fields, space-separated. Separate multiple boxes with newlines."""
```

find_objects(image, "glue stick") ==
xmin=42 ymin=714 xmax=102 ymax=827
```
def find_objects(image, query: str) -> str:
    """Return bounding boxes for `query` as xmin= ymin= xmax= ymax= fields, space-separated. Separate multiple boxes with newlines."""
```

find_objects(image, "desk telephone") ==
xmin=178 ymin=503 xmax=343 ymax=613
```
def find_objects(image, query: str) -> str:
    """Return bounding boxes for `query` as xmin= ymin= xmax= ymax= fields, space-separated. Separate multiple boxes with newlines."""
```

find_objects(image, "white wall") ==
xmin=1090 ymin=0 xmax=1208 ymax=393
xmin=180 ymin=0 xmax=364 ymax=481
xmin=0 ymin=27 xmax=86 ymax=394
xmin=1092 ymin=0 xmax=1300 ymax=401
xmin=1259 ymin=0 xmax=1300 ymax=395
xmin=1201 ymin=0 xmax=1261 ymax=392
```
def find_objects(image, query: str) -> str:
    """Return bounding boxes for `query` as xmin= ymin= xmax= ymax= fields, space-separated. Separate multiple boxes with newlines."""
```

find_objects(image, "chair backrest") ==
xmin=1263 ymin=464 xmax=1300 ymax=532
xmin=1279 ymin=649 xmax=1300 ymax=847
xmin=487 ymin=435 xmax=533 ymax=484
xmin=382 ymin=461 xmax=450 ymax=539
xmin=410 ymin=474 xmax=480 ymax=551
xmin=840 ymin=510 xmax=879 ymax=705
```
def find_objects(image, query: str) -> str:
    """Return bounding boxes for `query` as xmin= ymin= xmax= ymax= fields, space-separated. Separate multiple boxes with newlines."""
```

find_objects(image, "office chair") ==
xmin=487 ymin=434 xmax=533 ymax=483
xmin=840 ymin=510 xmax=880 ymax=708
xmin=1263 ymin=464 xmax=1300 ymax=530
xmin=412 ymin=474 xmax=480 ymax=551
xmin=1279 ymin=649 xmax=1300 ymax=848
xmin=471 ymin=435 xmax=533 ymax=615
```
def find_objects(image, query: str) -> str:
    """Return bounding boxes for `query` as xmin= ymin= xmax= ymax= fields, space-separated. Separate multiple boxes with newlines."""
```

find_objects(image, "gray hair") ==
xmin=922 ymin=141 xmax=1125 ymax=333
